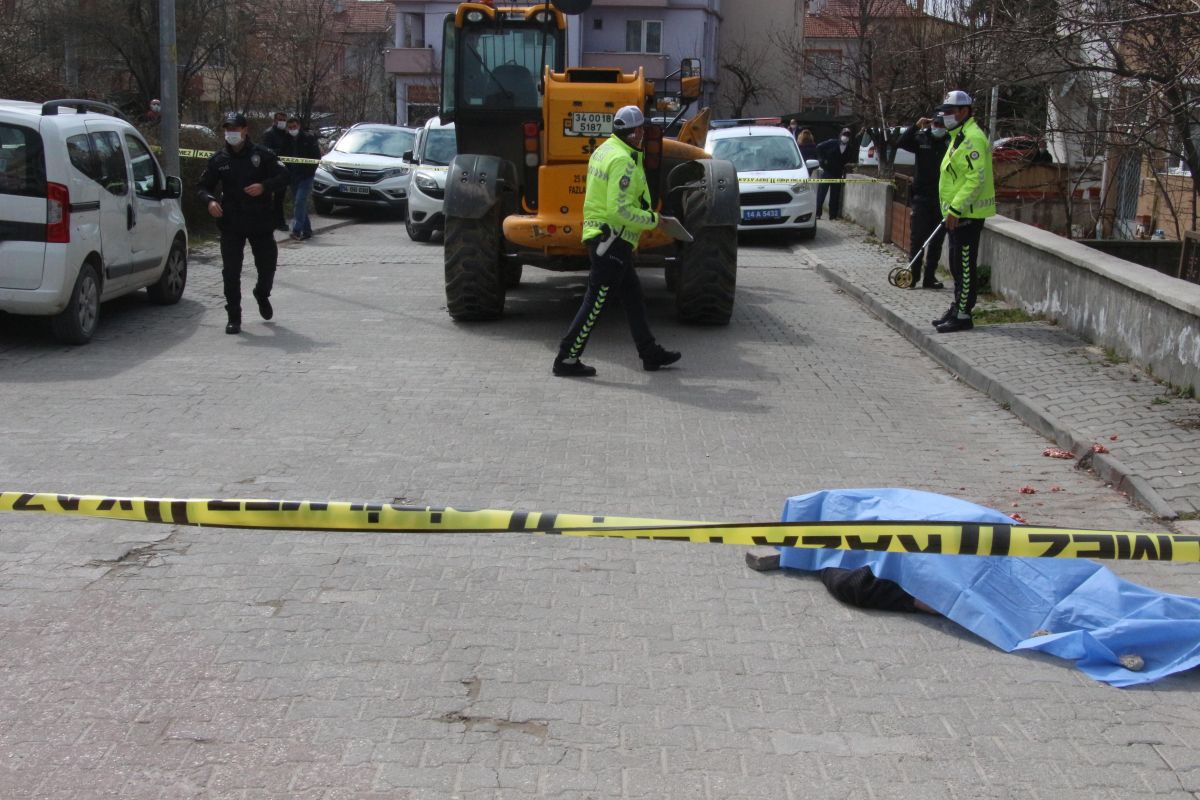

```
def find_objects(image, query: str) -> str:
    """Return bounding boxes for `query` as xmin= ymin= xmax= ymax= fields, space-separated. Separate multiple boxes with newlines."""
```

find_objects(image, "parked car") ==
xmin=858 ymin=129 xmax=916 ymax=168
xmin=403 ymin=116 xmax=456 ymax=242
xmin=704 ymin=121 xmax=819 ymax=239
xmin=0 ymin=98 xmax=188 ymax=344
xmin=312 ymin=123 xmax=416 ymax=217
xmin=992 ymin=135 xmax=1039 ymax=161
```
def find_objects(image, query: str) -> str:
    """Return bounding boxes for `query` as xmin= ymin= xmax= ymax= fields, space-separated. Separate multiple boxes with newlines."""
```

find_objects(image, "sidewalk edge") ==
xmin=810 ymin=257 xmax=1180 ymax=521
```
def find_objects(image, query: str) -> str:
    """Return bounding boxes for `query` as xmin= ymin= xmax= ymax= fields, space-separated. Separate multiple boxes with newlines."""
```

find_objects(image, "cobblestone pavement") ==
xmin=1 ymin=216 xmax=1198 ymax=799
xmin=804 ymin=220 xmax=1200 ymax=519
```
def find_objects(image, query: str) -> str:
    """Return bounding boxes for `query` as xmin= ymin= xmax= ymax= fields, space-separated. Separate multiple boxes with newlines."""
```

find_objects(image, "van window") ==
xmin=67 ymin=134 xmax=102 ymax=182
xmin=90 ymin=130 xmax=128 ymax=196
xmin=0 ymin=123 xmax=47 ymax=198
xmin=124 ymin=134 xmax=161 ymax=197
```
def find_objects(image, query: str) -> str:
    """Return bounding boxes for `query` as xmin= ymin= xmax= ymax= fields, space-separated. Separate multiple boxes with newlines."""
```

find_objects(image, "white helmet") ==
xmin=942 ymin=90 xmax=973 ymax=107
xmin=612 ymin=105 xmax=645 ymax=132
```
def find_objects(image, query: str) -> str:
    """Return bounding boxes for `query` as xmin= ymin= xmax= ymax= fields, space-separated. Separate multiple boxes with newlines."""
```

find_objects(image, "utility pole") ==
xmin=159 ymin=0 xmax=180 ymax=177
xmin=987 ymin=85 xmax=999 ymax=145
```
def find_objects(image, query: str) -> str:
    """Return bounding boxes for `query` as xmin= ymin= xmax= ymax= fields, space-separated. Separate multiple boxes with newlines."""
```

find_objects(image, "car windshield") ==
xmin=422 ymin=129 xmax=457 ymax=166
xmin=335 ymin=128 xmax=414 ymax=158
xmin=711 ymin=135 xmax=802 ymax=172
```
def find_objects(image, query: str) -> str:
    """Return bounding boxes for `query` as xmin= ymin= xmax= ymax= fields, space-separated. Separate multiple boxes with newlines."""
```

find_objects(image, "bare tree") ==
xmin=775 ymin=0 xmax=963 ymax=175
xmin=0 ymin=0 xmax=70 ymax=100
xmin=262 ymin=0 xmax=346 ymax=128
xmin=717 ymin=33 xmax=784 ymax=118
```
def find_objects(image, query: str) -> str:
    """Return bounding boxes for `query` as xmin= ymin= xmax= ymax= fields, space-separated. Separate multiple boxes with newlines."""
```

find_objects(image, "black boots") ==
xmin=640 ymin=343 xmax=681 ymax=372
xmin=225 ymin=316 xmax=240 ymax=335
xmin=553 ymin=356 xmax=597 ymax=377
xmin=253 ymin=289 xmax=273 ymax=321
xmin=936 ymin=315 xmax=974 ymax=333
xmin=932 ymin=306 xmax=955 ymax=327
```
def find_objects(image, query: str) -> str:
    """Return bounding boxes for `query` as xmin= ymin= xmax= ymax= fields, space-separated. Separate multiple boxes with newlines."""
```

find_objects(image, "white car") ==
xmin=858 ymin=129 xmax=916 ymax=167
xmin=705 ymin=123 xmax=819 ymax=239
xmin=404 ymin=117 xmax=456 ymax=242
xmin=0 ymin=98 xmax=188 ymax=344
xmin=312 ymin=123 xmax=416 ymax=217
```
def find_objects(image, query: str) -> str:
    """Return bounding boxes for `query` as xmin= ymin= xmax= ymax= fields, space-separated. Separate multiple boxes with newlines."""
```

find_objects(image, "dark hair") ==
xmin=287 ymin=116 xmax=300 ymax=124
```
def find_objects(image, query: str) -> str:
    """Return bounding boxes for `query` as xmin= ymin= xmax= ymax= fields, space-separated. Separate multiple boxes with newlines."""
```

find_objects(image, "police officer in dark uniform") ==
xmin=896 ymin=112 xmax=950 ymax=288
xmin=198 ymin=112 xmax=290 ymax=335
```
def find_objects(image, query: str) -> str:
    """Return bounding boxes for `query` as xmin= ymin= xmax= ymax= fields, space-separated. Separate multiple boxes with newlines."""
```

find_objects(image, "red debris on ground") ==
xmin=1019 ymin=485 xmax=1037 ymax=494
xmin=1050 ymin=485 xmax=1063 ymax=492
xmin=1091 ymin=443 xmax=1109 ymax=454
xmin=1042 ymin=447 xmax=1075 ymax=459
xmin=1010 ymin=512 xmax=1028 ymax=523
xmin=1109 ymin=434 xmax=1119 ymax=441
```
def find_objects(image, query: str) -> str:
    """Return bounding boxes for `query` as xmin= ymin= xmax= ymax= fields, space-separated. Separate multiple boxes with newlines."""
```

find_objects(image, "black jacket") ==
xmin=261 ymin=125 xmax=289 ymax=154
xmin=816 ymin=138 xmax=855 ymax=178
xmin=275 ymin=130 xmax=322 ymax=179
xmin=896 ymin=125 xmax=949 ymax=201
xmin=197 ymin=140 xmax=290 ymax=232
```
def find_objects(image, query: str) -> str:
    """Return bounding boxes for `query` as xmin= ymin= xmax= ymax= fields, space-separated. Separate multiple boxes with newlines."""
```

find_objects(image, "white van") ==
xmin=0 ymin=99 xmax=188 ymax=344
xmin=858 ymin=130 xmax=916 ymax=168
xmin=403 ymin=117 xmax=456 ymax=242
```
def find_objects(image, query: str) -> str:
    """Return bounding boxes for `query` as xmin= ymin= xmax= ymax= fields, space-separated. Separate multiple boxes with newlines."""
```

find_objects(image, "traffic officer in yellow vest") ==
xmin=553 ymin=105 xmax=681 ymax=377
xmin=933 ymin=90 xmax=996 ymax=333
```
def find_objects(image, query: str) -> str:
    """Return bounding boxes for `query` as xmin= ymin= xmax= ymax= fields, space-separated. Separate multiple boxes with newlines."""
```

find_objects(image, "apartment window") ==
xmin=402 ymin=12 xmax=424 ymax=49
xmin=625 ymin=20 xmax=661 ymax=54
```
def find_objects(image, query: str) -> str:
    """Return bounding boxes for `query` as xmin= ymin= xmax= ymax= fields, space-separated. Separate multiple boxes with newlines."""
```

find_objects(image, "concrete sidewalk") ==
xmin=802 ymin=220 xmax=1200 ymax=523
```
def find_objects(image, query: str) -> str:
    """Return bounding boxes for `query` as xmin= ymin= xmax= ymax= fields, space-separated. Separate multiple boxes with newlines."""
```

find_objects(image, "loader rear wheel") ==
xmin=675 ymin=225 xmax=737 ymax=324
xmin=445 ymin=208 xmax=505 ymax=320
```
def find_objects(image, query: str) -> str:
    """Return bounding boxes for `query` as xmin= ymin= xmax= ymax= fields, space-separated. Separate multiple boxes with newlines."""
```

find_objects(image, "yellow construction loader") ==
xmin=439 ymin=0 xmax=739 ymax=323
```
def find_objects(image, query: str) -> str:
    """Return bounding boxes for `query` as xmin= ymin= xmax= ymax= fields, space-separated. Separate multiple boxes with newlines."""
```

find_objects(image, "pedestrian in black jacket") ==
xmin=815 ymin=127 xmax=855 ymax=220
xmin=896 ymin=113 xmax=950 ymax=288
xmin=198 ymin=112 xmax=291 ymax=334
xmin=279 ymin=116 xmax=322 ymax=240
xmin=261 ymin=111 xmax=291 ymax=231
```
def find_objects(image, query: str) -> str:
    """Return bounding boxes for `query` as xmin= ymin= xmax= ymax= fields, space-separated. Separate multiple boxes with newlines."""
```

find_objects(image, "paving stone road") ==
xmin=1 ymin=215 xmax=1198 ymax=799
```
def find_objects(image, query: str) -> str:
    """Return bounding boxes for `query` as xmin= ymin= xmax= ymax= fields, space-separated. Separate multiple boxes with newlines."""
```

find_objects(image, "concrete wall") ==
xmin=982 ymin=216 xmax=1200 ymax=393
xmin=840 ymin=178 xmax=892 ymax=242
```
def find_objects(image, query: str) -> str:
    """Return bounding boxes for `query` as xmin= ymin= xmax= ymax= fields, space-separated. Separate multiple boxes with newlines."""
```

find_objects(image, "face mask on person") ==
xmin=840 ymin=135 xmax=850 ymax=144
xmin=224 ymin=131 xmax=244 ymax=146
xmin=288 ymin=128 xmax=300 ymax=137
xmin=275 ymin=120 xmax=287 ymax=130
xmin=931 ymin=126 xmax=948 ymax=139
xmin=943 ymin=112 xmax=962 ymax=130
xmin=150 ymin=102 xmax=161 ymax=113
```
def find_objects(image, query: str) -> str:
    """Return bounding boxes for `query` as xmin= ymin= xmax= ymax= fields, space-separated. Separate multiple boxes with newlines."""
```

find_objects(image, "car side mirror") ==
xmin=402 ymin=150 xmax=414 ymax=163
xmin=163 ymin=176 xmax=183 ymax=199
xmin=806 ymin=159 xmax=819 ymax=171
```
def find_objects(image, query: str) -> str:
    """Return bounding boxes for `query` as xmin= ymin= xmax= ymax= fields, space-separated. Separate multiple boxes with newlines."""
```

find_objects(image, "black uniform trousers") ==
xmin=948 ymin=217 xmax=984 ymax=317
xmin=816 ymin=177 xmax=844 ymax=220
xmin=559 ymin=234 xmax=653 ymax=359
xmin=219 ymin=226 xmax=277 ymax=318
xmin=908 ymin=196 xmax=946 ymax=285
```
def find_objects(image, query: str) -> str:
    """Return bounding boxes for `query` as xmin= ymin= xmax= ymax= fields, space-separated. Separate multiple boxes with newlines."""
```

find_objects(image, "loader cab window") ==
xmin=457 ymin=24 xmax=559 ymax=111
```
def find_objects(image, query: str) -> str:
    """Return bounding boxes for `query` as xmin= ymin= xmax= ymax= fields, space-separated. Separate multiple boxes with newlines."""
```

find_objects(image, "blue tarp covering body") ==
xmin=779 ymin=488 xmax=1200 ymax=687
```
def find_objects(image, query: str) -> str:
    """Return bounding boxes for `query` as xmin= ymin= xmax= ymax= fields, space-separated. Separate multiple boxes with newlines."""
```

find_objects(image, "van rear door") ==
xmin=0 ymin=122 xmax=48 ymax=290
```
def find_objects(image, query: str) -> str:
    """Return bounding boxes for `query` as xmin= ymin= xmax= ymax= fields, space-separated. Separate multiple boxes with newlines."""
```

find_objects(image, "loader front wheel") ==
xmin=445 ymin=208 xmax=505 ymax=320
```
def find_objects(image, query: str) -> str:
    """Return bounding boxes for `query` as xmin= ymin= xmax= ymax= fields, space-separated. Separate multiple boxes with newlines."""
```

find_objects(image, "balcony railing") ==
xmin=385 ymin=47 xmax=435 ymax=76
xmin=581 ymin=51 xmax=669 ymax=80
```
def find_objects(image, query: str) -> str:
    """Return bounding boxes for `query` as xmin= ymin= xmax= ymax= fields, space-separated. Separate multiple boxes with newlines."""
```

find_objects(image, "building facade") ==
xmin=387 ymin=0 xmax=721 ymax=125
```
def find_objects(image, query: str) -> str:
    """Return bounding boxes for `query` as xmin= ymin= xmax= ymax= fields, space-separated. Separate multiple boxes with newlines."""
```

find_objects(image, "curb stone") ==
xmin=804 ymin=244 xmax=1180 ymax=522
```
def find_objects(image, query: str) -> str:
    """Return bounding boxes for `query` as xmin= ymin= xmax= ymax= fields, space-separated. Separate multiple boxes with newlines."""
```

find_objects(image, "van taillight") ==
xmin=46 ymin=182 xmax=70 ymax=244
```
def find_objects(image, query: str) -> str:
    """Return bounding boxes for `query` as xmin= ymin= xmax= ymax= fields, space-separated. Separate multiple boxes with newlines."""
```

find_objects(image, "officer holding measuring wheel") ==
xmin=934 ymin=90 xmax=995 ymax=333
xmin=552 ymin=105 xmax=680 ymax=378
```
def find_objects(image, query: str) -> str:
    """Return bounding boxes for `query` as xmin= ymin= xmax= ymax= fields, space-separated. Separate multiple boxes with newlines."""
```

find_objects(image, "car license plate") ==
xmin=743 ymin=208 xmax=782 ymax=220
xmin=569 ymin=112 xmax=612 ymax=136
xmin=339 ymin=184 xmax=370 ymax=195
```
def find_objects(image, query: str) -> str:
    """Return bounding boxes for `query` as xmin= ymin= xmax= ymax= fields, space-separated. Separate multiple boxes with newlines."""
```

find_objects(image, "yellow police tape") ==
xmin=1 ymin=492 xmax=1195 ymax=561
xmin=736 ymin=177 xmax=890 ymax=184
xmin=179 ymin=148 xmax=320 ymax=166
